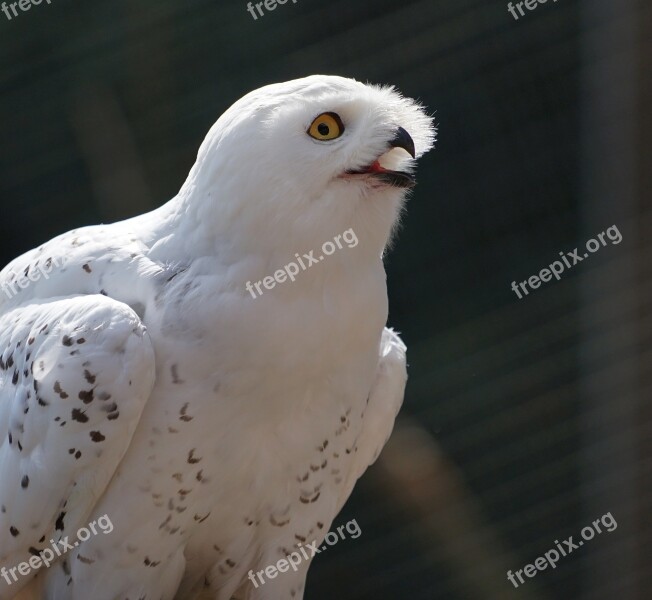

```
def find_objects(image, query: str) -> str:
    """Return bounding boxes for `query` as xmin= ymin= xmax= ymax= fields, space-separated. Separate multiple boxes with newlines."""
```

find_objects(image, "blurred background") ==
xmin=1 ymin=0 xmax=650 ymax=598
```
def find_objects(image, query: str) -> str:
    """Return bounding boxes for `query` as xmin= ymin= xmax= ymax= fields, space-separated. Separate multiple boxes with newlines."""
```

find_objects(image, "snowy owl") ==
xmin=0 ymin=75 xmax=435 ymax=600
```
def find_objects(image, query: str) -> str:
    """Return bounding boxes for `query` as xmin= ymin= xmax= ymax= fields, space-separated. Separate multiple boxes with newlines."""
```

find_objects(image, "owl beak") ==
xmin=341 ymin=126 xmax=418 ymax=188
xmin=389 ymin=127 xmax=416 ymax=159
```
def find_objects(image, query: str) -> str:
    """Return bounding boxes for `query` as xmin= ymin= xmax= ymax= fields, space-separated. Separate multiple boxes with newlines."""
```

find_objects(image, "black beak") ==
xmin=389 ymin=127 xmax=416 ymax=158
xmin=343 ymin=126 xmax=418 ymax=189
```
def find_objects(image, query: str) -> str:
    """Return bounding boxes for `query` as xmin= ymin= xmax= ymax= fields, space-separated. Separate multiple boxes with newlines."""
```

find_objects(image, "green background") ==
xmin=1 ymin=0 xmax=650 ymax=598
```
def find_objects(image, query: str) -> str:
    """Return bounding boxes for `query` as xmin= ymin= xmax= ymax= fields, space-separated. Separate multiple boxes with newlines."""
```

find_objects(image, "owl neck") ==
xmin=143 ymin=176 xmax=401 ymax=275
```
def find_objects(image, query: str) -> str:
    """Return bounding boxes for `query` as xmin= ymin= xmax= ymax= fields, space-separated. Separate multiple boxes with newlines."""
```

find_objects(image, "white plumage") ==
xmin=0 ymin=75 xmax=435 ymax=600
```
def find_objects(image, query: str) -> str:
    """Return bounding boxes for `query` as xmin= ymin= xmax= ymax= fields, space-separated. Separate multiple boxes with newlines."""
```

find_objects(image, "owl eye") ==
xmin=308 ymin=112 xmax=345 ymax=141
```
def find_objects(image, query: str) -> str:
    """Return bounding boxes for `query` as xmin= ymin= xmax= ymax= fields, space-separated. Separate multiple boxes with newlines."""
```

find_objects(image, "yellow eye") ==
xmin=308 ymin=112 xmax=345 ymax=141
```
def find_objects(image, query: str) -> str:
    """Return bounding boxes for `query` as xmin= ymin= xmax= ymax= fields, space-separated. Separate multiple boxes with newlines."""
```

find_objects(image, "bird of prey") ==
xmin=0 ymin=75 xmax=435 ymax=600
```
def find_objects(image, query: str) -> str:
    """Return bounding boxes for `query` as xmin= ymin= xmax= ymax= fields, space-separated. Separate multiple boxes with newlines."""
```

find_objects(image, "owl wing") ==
xmin=336 ymin=327 xmax=407 ymax=512
xmin=0 ymin=294 xmax=155 ymax=599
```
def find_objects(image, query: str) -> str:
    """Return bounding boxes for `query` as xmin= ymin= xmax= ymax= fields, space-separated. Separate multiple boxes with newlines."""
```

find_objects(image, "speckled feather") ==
xmin=0 ymin=75 xmax=434 ymax=600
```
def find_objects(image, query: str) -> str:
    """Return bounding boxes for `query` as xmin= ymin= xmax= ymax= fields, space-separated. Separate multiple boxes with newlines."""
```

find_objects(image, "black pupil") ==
xmin=317 ymin=123 xmax=330 ymax=136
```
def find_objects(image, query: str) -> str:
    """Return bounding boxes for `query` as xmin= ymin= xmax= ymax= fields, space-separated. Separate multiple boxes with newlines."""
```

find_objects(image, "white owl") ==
xmin=0 ymin=75 xmax=435 ymax=600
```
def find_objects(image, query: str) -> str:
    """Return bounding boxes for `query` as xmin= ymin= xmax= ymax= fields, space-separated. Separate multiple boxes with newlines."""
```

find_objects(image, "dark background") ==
xmin=1 ymin=0 xmax=650 ymax=599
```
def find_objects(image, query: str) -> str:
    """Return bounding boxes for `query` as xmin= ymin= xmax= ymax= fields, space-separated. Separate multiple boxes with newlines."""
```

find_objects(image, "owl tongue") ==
xmin=368 ymin=160 xmax=388 ymax=173
xmin=343 ymin=159 xmax=415 ymax=188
